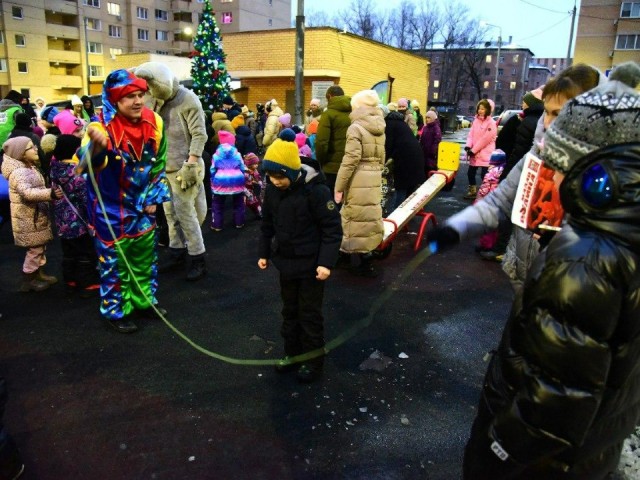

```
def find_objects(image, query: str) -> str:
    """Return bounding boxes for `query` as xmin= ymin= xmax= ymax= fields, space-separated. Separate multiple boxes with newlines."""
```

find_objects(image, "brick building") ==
xmin=0 ymin=0 xmax=292 ymax=101
xmin=110 ymin=27 xmax=429 ymax=116
xmin=574 ymin=0 xmax=640 ymax=73
xmin=418 ymin=44 xmax=548 ymax=116
xmin=219 ymin=27 xmax=428 ymax=114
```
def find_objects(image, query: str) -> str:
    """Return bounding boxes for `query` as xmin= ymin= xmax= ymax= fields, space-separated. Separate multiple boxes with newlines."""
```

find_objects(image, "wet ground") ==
xmin=0 ymin=130 xmax=517 ymax=480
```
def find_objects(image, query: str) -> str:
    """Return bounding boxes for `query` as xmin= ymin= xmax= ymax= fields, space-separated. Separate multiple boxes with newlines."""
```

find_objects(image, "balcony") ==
xmin=171 ymin=0 xmax=194 ymax=14
xmin=46 ymin=24 xmax=80 ymax=41
xmin=44 ymin=0 xmax=78 ymax=16
xmin=50 ymin=74 xmax=84 ymax=90
xmin=48 ymin=49 xmax=82 ymax=65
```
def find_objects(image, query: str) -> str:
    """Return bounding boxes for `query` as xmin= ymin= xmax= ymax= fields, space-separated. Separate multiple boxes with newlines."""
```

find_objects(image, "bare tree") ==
xmin=340 ymin=0 xmax=378 ymax=39
xmin=410 ymin=0 xmax=441 ymax=52
xmin=389 ymin=1 xmax=416 ymax=50
xmin=372 ymin=11 xmax=396 ymax=46
xmin=305 ymin=10 xmax=335 ymax=28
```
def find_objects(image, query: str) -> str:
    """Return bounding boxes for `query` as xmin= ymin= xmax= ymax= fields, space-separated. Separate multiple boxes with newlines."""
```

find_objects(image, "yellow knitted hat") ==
xmin=263 ymin=131 xmax=301 ymax=182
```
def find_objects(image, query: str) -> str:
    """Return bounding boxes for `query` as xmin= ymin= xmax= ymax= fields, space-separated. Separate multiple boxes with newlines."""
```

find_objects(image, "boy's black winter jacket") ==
xmin=259 ymin=160 xmax=342 ymax=279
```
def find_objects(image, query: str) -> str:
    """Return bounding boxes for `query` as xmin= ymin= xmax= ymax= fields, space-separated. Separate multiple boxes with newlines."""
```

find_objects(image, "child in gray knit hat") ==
xmin=543 ymin=61 xmax=640 ymax=178
xmin=463 ymin=62 xmax=640 ymax=479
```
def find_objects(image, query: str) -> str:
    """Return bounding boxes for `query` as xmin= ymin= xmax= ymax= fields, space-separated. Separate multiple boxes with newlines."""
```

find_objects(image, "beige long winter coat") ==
xmin=335 ymin=106 xmax=386 ymax=253
xmin=262 ymin=106 xmax=284 ymax=147
xmin=1 ymin=154 xmax=53 ymax=247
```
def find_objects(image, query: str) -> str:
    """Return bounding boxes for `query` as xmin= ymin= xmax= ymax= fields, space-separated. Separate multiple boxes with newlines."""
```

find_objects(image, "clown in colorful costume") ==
xmin=76 ymin=69 xmax=170 ymax=333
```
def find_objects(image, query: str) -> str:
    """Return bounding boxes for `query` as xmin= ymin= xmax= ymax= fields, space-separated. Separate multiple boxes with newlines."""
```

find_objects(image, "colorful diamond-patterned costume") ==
xmin=76 ymin=69 xmax=170 ymax=321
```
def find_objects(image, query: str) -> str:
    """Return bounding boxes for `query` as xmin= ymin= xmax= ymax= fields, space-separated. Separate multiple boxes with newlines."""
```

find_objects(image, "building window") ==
xmin=510 ymin=81 xmax=517 ymax=90
xmin=108 ymin=25 xmax=122 ymax=37
xmin=498 ymin=68 xmax=503 ymax=76
xmin=137 ymin=7 xmax=148 ymax=19
xmin=0 ymin=59 xmax=6 ymax=71
xmin=12 ymin=6 xmax=23 ymax=19
xmin=83 ymin=0 xmax=100 ymax=7
xmin=434 ymin=68 xmax=440 ymax=75
xmin=484 ymin=68 xmax=490 ymax=75
xmin=15 ymin=34 xmax=26 ymax=47
xmin=433 ymin=80 xmax=439 ymax=88
xmin=87 ymin=18 xmax=102 ymax=30
xmin=88 ymin=41 xmax=103 ymax=53
xmin=432 ymin=92 xmax=438 ymax=100
xmin=513 ymin=54 xmax=519 ymax=63
xmin=621 ymin=2 xmax=640 ymax=18
xmin=155 ymin=9 xmax=168 ymax=21
xmin=268 ymin=18 xmax=272 ymax=26
xmin=107 ymin=2 xmax=120 ymax=16
xmin=156 ymin=50 xmax=170 ymax=55
xmin=222 ymin=12 xmax=233 ymax=24
xmin=137 ymin=29 xmax=149 ymax=41
xmin=616 ymin=34 xmax=640 ymax=49
xmin=485 ymin=54 xmax=492 ymax=63
xmin=511 ymin=68 xmax=517 ymax=75
xmin=156 ymin=30 xmax=169 ymax=41
xmin=17 ymin=62 xmax=28 ymax=73
xmin=109 ymin=47 xmax=122 ymax=58
xmin=89 ymin=65 xmax=103 ymax=77
xmin=499 ymin=55 xmax=504 ymax=63
xmin=221 ymin=0 xmax=233 ymax=2
xmin=483 ymin=81 xmax=490 ymax=89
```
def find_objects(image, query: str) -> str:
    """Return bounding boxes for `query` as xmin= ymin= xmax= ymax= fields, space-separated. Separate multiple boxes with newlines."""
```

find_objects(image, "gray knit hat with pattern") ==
xmin=543 ymin=61 xmax=640 ymax=174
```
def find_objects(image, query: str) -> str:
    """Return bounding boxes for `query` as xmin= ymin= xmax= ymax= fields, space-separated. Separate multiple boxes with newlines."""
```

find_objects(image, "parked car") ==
xmin=456 ymin=115 xmax=471 ymax=128
xmin=496 ymin=109 xmax=522 ymax=131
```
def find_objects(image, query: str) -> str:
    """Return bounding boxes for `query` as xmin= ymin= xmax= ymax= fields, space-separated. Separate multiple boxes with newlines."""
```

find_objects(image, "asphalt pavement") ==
xmin=0 ymin=130 xmax=516 ymax=480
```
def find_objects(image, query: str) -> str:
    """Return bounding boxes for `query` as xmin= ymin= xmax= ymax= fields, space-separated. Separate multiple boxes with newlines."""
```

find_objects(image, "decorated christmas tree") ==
xmin=190 ymin=0 xmax=231 ymax=111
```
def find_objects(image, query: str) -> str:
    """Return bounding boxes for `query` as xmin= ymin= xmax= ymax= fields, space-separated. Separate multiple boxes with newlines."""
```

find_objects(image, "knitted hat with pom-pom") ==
xmin=262 ymin=128 xmax=301 ymax=182
xmin=544 ymin=61 xmax=640 ymax=174
xmin=218 ymin=130 xmax=236 ymax=145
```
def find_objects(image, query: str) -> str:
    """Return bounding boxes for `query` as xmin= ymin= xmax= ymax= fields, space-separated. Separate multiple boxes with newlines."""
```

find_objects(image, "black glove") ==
xmin=427 ymin=226 xmax=460 ymax=253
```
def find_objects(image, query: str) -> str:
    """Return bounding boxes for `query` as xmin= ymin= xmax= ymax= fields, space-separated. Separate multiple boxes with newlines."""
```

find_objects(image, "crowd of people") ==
xmin=1 ymin=59 xmax=639 ymax=479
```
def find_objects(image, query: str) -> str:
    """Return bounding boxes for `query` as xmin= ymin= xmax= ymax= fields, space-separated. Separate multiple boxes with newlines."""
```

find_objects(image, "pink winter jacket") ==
xmin=465 ymin=115 xmax=497 ymax=167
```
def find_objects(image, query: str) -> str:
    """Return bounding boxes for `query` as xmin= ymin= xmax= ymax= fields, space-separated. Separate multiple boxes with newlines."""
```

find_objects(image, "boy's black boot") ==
xmin=186 ymin=254 xmax=207 ymax=281
xmin=158 ymin=248 xmax=186 ymax=273
xmin=296 ymin=363 xmax=323 ymax=383
xmin=274 ymin=357 xmax=298 ymax=374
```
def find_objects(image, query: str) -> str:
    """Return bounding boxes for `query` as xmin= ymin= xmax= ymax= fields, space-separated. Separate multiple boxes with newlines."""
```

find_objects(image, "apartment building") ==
xmin=419 ymin=45 xmax=550 ymax=116
xmin=574 ymin=0 xmax=640 ymax=73
xmin=533 ymin=57 xmax=571 ymax=76
xmin=0 ymin=0 xmax=291 ymax=102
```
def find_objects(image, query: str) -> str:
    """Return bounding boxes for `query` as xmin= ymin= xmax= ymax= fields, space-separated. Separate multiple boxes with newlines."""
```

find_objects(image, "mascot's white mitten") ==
xmin=175 ymin=162 xmax=201 ymax=190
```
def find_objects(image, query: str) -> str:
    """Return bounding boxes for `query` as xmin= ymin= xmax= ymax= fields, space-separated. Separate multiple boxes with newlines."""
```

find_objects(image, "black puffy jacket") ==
xmin=464 ymin=143 xmax=640 ymax=479
xmin=384 ymin=111 xmax=426 ymax=191
xmin=259 ymin=160 xmax=343 ymax=279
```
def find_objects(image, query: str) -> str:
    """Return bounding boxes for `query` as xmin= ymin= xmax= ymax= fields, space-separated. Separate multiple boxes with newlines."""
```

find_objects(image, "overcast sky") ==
xmin=297 ymin=0 xmax=581 ymax=59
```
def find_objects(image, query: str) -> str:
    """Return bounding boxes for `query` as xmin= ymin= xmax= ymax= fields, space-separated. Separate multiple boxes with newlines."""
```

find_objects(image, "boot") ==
xmin=296 ymin=362 xmax=323 ymax=383
xmin=463 ymin=185 xmax=478 ymax=200
xmin=105 ymin=315 xmax=138 ymax=334
xmin=186 ymin=253 xmax=207 ymax=281
xmin=158 ymin=248 xmax=187 ymax=273
xmin=37 ymin=268 xmax=58 ymax=285
xmin=19 ymin=271 xmax=49 ymax=292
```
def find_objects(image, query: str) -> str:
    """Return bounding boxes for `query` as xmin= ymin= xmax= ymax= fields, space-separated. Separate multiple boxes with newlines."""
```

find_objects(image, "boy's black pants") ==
xmin=279 ymin=275 xmax=325 ymax=369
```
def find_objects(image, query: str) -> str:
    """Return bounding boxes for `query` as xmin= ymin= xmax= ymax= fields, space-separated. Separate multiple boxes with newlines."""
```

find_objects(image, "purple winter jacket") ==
xmin=419 ymin=121 xmax=442 ymax=171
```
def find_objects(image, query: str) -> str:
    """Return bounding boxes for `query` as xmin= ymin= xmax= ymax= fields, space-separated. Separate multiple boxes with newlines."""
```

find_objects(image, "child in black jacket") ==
xmin=258 ymin=129 xmax=342 ymax=383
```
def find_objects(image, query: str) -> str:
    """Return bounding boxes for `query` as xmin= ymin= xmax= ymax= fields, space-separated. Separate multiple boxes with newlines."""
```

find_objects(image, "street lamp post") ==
xmin=480 ymin=21 xmax=502 ymax=94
